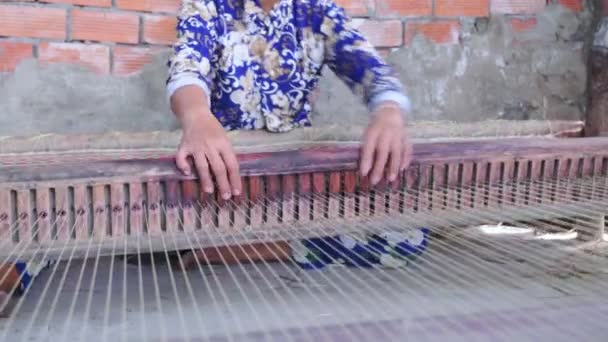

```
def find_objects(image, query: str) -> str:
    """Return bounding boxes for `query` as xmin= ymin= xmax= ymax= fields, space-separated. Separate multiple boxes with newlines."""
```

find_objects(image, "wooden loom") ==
xmin=1 ymin=121 xmax=608 ymax=341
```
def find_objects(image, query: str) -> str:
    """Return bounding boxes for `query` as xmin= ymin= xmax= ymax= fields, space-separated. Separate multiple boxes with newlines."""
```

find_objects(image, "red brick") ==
xmin=375 ymin=0 xmax=432 ymax=17
xmin=38 ymin=42 xmax=110 ymax=74
xmin=510 ymin=17 xmax=537 ymax=32
xmin=405 ymin=21 xmax=461 ymax=45
xmin=558 ymin=0 xmax=584 ymax=12
xmin=355 ymin=19 xmax=403 ymax=47
xmin=143 ymin=15 xmax=177 ymax=45
xmin=0 ymin=41 xmax=34 ymax=72
xmin=491 ymin=0 xmax=546 ymax=14
xmin=113 ymin=45 xmax=168 ymax=75
xmin=334 ymin=0 xmax=375 ymax=16
xmin=435 ymin=0 xmax=489 ymax=17
xmin=40 ymin=0 xmax=112 ymax=7
xmin=71 ymin=9 xmax=140 ymax=44
xmin=0 ymin=5 xmax=66 ymax=39
xmin=116 ymin=0 xmax=181 ymax=13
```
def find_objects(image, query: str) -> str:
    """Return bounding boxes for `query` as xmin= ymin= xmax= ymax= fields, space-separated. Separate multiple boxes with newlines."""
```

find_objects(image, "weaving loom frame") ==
xmin=2 ymin=134 xmax=608 ymax=261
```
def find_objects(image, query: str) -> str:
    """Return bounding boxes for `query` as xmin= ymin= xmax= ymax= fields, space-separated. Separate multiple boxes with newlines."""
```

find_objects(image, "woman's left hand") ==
xmin=360 ymin=102 xmax=413 ymax=185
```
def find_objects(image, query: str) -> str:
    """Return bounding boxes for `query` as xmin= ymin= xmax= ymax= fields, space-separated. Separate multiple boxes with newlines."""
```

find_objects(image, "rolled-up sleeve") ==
xmin=166 ymin=0 xmax=221 ymax=104
xmin=320 ymin=2 xmax=412 ymax=116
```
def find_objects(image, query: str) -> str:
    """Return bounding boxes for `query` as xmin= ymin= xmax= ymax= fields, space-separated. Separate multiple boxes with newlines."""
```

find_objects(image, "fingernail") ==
xmin=183 ymin=170 xmax=191 ymax=176
xmin=389 ymin=173 xmax=397 ymax=182
xmin=222 ymin=192 xmax=231 ymax=200
xmin=204 ymin=187 xmax=213 ymax=193
xmin=371 ymin=176 xmax=380 ymax=185
xmin=233 ymin=189 xmax=241 ymax=196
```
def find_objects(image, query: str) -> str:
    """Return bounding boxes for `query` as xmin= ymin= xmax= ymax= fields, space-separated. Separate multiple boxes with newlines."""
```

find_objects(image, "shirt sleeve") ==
xmin=166 ymin=0 xmax=221 ymax=104
xmin=320 ymin=2 xmax=412 ymax=116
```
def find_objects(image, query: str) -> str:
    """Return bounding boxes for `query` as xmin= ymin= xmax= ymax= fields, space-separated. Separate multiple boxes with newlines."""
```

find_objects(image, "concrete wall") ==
xmin=0 ymin=0 xmax=597 ymax=137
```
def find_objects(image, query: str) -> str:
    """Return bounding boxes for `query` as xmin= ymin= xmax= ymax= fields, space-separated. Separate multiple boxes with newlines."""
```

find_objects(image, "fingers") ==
xmin=206 ymin=150 xmax=232 ymax=200
xmin=175 ymin=148 xmax=192 ymax=176
xmin=370 ymin=134 xmax=391 ymax=185
xmin=220 ymin=146 xmax=242 ymax=197
xmin=360 ymin=129 xmax=379 ymax=177
xmin=193 ymin=152 xmax=214 ymax=194
xmin=387 ymin=138 xmax=402 ymax=182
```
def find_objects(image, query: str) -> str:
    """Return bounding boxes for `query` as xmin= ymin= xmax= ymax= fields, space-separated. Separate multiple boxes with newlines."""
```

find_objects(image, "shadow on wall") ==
xmin=0 ymin=4 xmax=593 ymax=137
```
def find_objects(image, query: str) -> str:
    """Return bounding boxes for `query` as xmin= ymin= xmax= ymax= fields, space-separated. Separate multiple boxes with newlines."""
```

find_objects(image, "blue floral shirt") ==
xmin=166 ymin=0 xmax=411 ymax=132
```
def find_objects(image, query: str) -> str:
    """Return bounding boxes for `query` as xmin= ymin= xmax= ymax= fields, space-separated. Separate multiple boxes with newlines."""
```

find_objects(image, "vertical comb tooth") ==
xmin=164 ymin=180 xmax=181 ymax=234
xmin=503 ymin=161 xmax=516 ymax=205
xmin=403 ymin=166 xmax=418 ymax=212
xmin=233 ymin=177 xmax=248 ymax=229
xmin=343 ymin=171 xmax=357 ymax=219
xmin=297 ymin=173 xmax=311 ymax=223
xmin=460 ymin=163 xmax=474 ymax=209
xmin=418 ymin=164 xmax=431 ymax=212
xmin=474 ymin=162 xmax=488 ymax=209
xmin=447 ymin=164 xmax=459 ymax=210
xmin=388 ymin=170 xmax=403 ymax=215
xmin=73 ymin=185 xmax=87 ymax=240
xmin=266 ymin=175 xmax=281 ymax=227
xmin=35 ymin=188 xmax=51 ymax=243
xmin=516 ymin=160 xmax=530 ymax=206
xmin=0 ymin=188 xmax=12 ymax=243
xmin=432 ymin=164 xmax=447 ymax=210
xmin=215 ymin=188 xmax=231 ymax=232
xmin=110 ymin=184 xmax=126 ymax=238
xmin=281 ymin=175 xmax=296 ymax=224
xmin=374 ymin=177 xmax=388 ymax=216
xmin=92 ymin=185 xmax=106 ymax=239
xmin=328 ymin=172 xmax=341 ymax=220
xmin=146 ymin=182 xmax=163 ymax=236
xmin=358 ymin=174 xmax=371 ymax=217
xmin=312 ymin=173 xmax=326 ymax=220
xmin=16 ymin=189 xmax=31 ymax=244
xmin=199 ymin=189 xmax=216 ymax=233
xmin=488 ymin=161 xmax=501 ymax=207
xmin=129 ymin=182 xmax=144 ymax=236
xmin=180 ymin=180 xmax=198 ymax=232
xmin=529 ymin=159 xmax=542 ymax=204
xmin=248 ymin=176 xmax=263 ymax=229
xmin=54 ymin=187 xmax=70 ymax=241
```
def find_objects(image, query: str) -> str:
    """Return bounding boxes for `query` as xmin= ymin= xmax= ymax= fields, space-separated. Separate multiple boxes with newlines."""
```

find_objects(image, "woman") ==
xmin=167 ymin=0 xmax=429 ymax=269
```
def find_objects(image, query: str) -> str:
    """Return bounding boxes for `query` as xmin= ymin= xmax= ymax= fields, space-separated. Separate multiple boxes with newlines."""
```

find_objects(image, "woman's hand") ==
xmin=175 ymin=110 xmax=242 ymax=200
xmin=360 ymin=102 xmax=412 ymax=185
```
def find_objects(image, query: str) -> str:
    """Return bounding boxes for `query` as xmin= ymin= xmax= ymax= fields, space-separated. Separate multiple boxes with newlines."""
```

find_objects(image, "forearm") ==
xmin=170 ymin=85 xmax=215 ymax=132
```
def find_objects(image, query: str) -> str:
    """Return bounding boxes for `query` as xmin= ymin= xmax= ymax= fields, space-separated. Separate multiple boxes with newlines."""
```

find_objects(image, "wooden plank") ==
xmin=503 ymin=161 xmax=516 ymax=204
xmin=374 ymin=177 xmax=388 ymax=216
xmin=515 ymin=160 xmax=530 ymax=206
xmin=488 ymin=161 xmax=502 ymax=207
xmin=447 ymin=163 xmax=459 ymax=209
xmin=297 ymin=173 xmax=311 ymax=223
xmin=73 ymin=185 xmax=88 ymax=240
xmin=388 ymin=171 xmax=403 ymax=215
xmin=129 ymin=182 xmax=144 ymax=236
xmin=164 ymin=180 xmax=181 ymax=234
xmin=110 ymin=184 xmax=126 ymax=238
xmin=328 ymin=172 xmax=341 ymax=219
xmin=146 ymin=182 xmax=163 ymax=236
xmin=343 ymin=171 xmax=357 ymax=219
xmin=266 ymin=175 xmax=281 ymax=227
xmin=432 ymin=164 xmax=447 ymax=210
xmin=180 ymin=180 xmax=198 ymax=232
xmin=403 ymin=166 xmax=419 ymax=212
xmin=0 ymin=188 xmax=10 ymax=243
xmin=16 ymin=190 xmax=31 ymax=244
xmin=54 ymin=187 xmax=70 ymax=241
xmin=312 ymin=173 xmax=326 ymax=220
xmin=281 ymin=175 xmax=296 ymax=224
xmin=35 ymin=188 xmax=52 ymax=243
xmin=232 ymin=177 xmax=248 ymax=230
xmin=6 ymin=137 xmax=608 ymax=184
xmin=358 ymin=175 xmax=371 ymax=217
xmin=460 ymin=162 xmax=475 ymax=209
xmin=92 ymin=185 xmax=107 ymax=240
xmin=474 ymin=162 xmax=488 ymax=209
xmin=249 ymin=176 xmax=264 ymax=229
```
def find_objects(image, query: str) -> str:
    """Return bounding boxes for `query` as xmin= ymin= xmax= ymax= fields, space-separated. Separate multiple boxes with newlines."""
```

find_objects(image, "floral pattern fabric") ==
xmin=166 ymin=0 xmax=411 ymax=132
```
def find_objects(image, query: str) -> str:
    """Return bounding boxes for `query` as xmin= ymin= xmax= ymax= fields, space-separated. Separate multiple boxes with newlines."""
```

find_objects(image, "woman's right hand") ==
xmin=175 ymin=110 xmax=242 ymax=200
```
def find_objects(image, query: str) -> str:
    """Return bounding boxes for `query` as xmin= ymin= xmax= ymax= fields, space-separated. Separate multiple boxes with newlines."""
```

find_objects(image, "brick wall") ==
xmin=0 ymin=0 xmax=584 ymax=75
